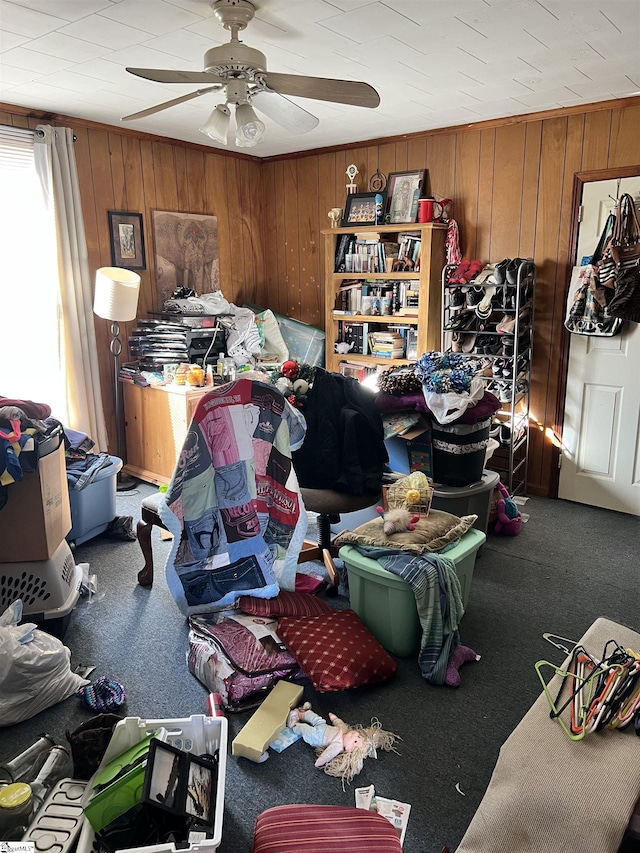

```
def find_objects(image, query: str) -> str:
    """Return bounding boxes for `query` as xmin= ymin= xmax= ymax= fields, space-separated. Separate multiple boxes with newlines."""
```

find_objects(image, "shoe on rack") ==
xmin=448 ymin=259 xmax=471 ymax=284
xmin=492 ymin=358 xmax=506 ymax=377
xmin=466 ymin=285 xmax=484 ymax=307
xmin=449 ymin=287 xmax=466 ymax=308
xmin=501 ymin=332 xmax=529 ymax=357
xmin=493 ymin=258 xmax=511 ymax=285
xmin=444 ymin=309 xmax=478 ymax=331
xmin=500 ymin=354 xmax=528 ymax=377
xmin=461 ymin=259 xmax=483 ymax=282
xmin=506 ymin=258 xmax=526 ymax=285
xmin=476 ymin=285 xmax=497 ymax=318
xmin=496 ymin=314 xmax=516 ymax=334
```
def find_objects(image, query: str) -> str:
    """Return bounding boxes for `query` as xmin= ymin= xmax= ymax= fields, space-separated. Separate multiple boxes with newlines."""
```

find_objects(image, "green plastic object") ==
xmin=339 ymin=528 xmax=486 ymax=657
xmin=85 ymin=730 xmax=165 ymax=832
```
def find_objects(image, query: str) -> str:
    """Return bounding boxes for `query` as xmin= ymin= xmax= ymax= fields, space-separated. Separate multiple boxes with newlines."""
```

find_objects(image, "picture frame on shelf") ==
xmin=342 ymin=191 xmax=386 ymax=227
xmin=386 ymin=170 xmax=427 ymax=224
xmin=108 ymin=210 xmax=146 ymax=270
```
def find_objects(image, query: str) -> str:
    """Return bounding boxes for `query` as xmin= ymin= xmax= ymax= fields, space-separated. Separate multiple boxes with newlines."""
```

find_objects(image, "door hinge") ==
xmin=577 ymin=205 xmax=583 ymax=222
xmin=558 ymin=453 xmax=562 ymax=470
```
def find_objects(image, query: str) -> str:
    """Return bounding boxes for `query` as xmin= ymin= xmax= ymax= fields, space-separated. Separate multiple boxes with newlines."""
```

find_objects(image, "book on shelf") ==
xmin=339 ymin=321 xmax=369 ymax=355
xmin=338 ymin=361 xmax=378 ymax=383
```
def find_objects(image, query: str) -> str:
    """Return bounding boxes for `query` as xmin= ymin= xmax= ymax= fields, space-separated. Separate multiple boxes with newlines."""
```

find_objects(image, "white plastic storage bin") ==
xmin=77 ymin=714 xmax=227 ymax=853
xmin=67 ymin=455 xmax=122 ymax=546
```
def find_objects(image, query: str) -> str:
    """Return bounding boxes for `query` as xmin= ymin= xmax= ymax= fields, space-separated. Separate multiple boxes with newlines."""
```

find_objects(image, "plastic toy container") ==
xmin=276 ymin=314 xmax=325 ymax=367
xmin=339 ymin=528 xmax=486 ymax=656
xmin=76 ymin=714 xmax=227 ymax=853
xmin=67 ymin=455 xmax=122 ymax=546
xmin=430 ymin=470 xmax=500 ymax=536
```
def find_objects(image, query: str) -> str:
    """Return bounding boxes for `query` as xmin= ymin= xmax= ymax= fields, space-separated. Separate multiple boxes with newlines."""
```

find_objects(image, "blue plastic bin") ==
xmin=67 ymin=455 xmax=122 ymax=546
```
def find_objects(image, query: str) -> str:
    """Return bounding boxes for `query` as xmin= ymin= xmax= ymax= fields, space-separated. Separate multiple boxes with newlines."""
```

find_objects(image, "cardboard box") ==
xmin=384 ymin=415 xmax=432 ymax=478
xmin=0 ymin=441 xmax=71 ymax=562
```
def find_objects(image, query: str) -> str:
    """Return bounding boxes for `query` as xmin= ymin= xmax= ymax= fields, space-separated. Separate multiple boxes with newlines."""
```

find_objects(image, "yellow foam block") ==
xmin=232 ymin=680 xmax=304 ymax=762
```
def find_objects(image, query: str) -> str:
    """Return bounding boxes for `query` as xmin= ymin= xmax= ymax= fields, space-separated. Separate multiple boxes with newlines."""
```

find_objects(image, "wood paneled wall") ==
xmin=0 ymin=106 xmax=268 ymax=457
xmin=2 ymin=98 xmax=639 ymax=497
xmin=261 ymin=101 xmax=640 ymax=499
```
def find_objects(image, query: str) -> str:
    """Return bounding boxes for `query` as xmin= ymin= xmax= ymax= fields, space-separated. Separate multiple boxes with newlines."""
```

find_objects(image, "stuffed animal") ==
xmin=445 ymin=644 xmax=481 ymax=687
xmin=493 ymin=481 xmax=522 ymax=536
xmin=287 ymin=703 xmax=399 ymax=785
xmin=376 ymin=506 xmax=420 ymax=536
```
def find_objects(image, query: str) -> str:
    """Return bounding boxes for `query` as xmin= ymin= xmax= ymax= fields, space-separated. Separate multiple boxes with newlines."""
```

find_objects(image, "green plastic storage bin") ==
xmin=339 ymin=528 xmax=486 ymax=657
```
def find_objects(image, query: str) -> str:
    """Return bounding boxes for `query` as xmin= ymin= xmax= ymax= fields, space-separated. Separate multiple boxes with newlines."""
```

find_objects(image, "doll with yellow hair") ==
xmin=287 ymin=703 xmax=399 ymax=785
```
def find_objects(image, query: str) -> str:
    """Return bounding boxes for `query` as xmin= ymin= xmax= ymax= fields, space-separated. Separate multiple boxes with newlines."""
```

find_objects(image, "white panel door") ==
xmin=559 ymin=177 xmax=640 ymax=515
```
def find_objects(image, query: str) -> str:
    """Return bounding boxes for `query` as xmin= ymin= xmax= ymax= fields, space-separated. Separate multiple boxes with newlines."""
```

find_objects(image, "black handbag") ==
xmin=605 ymin=259 xmax=640 ymax=323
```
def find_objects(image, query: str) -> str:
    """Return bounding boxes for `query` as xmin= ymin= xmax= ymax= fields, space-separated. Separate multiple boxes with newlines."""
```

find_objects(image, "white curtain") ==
xmin=35 ymin=125 xmax=108 ymax=450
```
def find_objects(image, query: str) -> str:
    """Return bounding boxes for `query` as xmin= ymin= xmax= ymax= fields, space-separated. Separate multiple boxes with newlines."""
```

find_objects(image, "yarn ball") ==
xmin=77 ymin=677 xmax=126 ymax=712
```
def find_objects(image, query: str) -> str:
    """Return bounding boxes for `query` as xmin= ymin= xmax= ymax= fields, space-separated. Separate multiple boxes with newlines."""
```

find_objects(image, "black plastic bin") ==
xmin=430 ymin=418 xmax=491 ymax=487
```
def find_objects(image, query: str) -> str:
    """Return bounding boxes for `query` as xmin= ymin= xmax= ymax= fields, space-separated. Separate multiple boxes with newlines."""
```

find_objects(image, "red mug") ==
xmin=417 ymin=198 xmax=443 ymax=223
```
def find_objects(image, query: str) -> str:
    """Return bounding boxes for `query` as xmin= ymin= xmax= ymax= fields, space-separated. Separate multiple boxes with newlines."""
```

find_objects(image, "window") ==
xmin=0 ymin=126 xmax=64 ymax=416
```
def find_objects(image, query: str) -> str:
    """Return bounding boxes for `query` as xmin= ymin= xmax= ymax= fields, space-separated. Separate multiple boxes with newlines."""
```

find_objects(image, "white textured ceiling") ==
xmin=1 ymin=0 xmax=639 ymax=158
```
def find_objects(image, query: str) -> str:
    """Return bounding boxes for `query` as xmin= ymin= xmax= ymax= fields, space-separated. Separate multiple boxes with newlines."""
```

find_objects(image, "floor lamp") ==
xmin=93 ymin=267 xmax=141 ymax=491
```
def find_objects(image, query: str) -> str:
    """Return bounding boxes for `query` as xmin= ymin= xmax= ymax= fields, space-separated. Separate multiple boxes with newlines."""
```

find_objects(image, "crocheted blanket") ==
xmin=356 ymin=547 xmax=464 ymax=683
xmin=160 ymin=379 xmax=308 ymax=615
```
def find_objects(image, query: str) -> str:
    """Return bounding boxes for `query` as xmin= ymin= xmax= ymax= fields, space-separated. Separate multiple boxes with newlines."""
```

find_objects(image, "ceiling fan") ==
xmin=121 ymin=0 xmax=380 ymax=148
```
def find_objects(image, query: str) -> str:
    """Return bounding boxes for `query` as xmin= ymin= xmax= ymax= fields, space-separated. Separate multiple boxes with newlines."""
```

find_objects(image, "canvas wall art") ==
xmin=152 ymin=210 xmax=220 ymax=309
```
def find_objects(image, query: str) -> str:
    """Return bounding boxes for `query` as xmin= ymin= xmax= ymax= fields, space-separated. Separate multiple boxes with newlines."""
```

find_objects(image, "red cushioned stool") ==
xmin=252 ymin=804 xmax=403 ymax=852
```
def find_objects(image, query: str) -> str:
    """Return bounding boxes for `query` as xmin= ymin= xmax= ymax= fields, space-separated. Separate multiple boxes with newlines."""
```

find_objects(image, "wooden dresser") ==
xmin=122 ymin=383 xmax=209 ymax=485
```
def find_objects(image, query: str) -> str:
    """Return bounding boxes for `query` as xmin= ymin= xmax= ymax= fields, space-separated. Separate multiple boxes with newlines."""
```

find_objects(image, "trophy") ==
xmin=346 ymin=164 xmax=359 ymax=195
xmin=328 ymin=208 xmax=342 ymax=228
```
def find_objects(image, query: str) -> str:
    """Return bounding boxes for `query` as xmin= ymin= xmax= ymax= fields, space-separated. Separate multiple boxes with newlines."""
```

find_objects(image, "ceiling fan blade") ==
xmin=126 ymin=67 xmax=226 ymax=85
xmin=260 ymin=72 xmax=380 ymax=108
xmin=121 ymin=87 xmax=221 ymax=121
xmin=251 ymin=90 xmax=319 ymax=135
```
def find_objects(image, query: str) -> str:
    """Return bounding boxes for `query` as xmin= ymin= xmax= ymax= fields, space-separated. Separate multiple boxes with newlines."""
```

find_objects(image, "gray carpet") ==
xmin=0 ymin=484 xmax=637 ymax=853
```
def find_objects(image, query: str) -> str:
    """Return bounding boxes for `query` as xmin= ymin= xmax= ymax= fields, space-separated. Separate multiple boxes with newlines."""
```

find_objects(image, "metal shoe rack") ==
xmin=441 ymin=259 xmax=536 ymax=495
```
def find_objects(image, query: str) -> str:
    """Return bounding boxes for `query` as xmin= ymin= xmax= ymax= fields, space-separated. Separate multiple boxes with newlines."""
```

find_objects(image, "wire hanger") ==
xmin=542 ymin=632 xmax=578 ymax=655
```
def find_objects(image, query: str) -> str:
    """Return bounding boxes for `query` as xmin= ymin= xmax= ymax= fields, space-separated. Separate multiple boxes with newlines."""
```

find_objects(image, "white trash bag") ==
xmin=0 ymin=600 xmax=89 ymax=726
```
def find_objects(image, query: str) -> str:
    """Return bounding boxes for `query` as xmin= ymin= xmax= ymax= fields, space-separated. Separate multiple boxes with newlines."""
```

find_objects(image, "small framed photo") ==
xmin=142 ymin=739 xmax=215 ymax=825
xmin=342 ymin=191 xmax=386 ymax=227
xmin=108 ymin=210 xmax=146 ymax=270
xmin=386 ymin=171 xmax=427 ymax=224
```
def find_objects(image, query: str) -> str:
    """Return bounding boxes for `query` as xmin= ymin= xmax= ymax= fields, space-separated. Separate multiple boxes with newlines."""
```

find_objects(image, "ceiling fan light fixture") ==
xmin=234 ymin=101 xmax=265 ymax=147
xmin=199 ymin=103 xmax=231 ymax=143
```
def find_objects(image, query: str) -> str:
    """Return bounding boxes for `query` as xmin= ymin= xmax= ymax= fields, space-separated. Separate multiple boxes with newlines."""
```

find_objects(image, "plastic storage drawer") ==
xmin=339 ymin=528 xmax=486 ymax=656
xmin=76 ymin=714 xmax=227 ymax=853
xmin=67 ymin=455 xmax=122 ymax=546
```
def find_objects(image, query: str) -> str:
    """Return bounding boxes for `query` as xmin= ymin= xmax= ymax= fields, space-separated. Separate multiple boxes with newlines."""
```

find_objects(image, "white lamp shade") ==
xmin=200 ymin=104 xmax=231 ymax=143
xmin=94 ymin=267 xmax=141 ymax=322
xmin=235 ymin=102 xmax=265 ymax=147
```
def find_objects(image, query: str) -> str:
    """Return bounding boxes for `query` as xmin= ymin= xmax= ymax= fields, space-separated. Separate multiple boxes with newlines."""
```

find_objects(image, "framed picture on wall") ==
xmin=108 ymin=210 xmax=146 ymax=270
xmin=386 ymin=170 xmax=427 ymax=223
xmin=152 ymin=210 xmax=219 ymax=309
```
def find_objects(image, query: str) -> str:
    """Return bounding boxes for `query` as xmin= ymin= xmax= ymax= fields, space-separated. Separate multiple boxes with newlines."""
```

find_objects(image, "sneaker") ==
xmin=493 ymin=258 xmax=511 ymax=285
xmin=466 ymin=286 xmax=484 ymax=307
xmin=450 ymin=287 xmax=466 ymax=308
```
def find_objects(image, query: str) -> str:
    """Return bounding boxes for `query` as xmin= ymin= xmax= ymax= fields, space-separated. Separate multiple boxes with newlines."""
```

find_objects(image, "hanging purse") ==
xmin=604 ymin=259 xmax=640 ymax=323
xmin=604 ymin=194 xmax=640 ymax=324
xmin=564 ymin=206 xmax=625 ymax=337
xmin=564 ymin=265 xmax=624 ymax=336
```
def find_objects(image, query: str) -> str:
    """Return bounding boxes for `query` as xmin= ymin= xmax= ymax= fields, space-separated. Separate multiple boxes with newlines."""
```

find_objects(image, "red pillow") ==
xmin=238 ymin=590 xmax=334 ymax=618
xmin=277 ymin=609 xmax=397 ymax=692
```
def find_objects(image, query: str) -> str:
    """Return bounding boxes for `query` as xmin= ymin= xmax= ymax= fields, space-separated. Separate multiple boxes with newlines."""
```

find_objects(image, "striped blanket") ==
xmin=355 ymin=547 xmax=464 ymax=684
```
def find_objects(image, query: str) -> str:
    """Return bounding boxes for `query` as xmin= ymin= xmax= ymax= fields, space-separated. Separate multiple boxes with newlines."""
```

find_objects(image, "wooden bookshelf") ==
xmin=322 ymin=223 xmax=447 ymax=374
